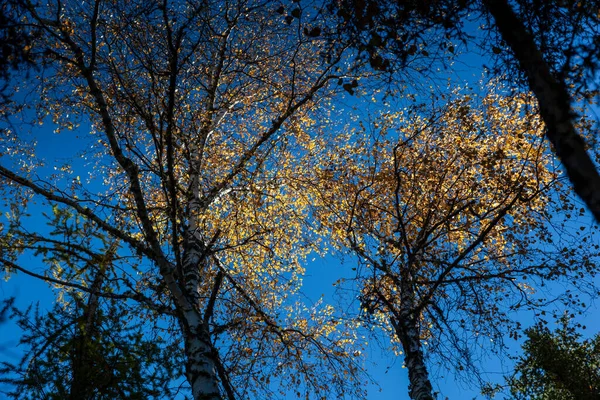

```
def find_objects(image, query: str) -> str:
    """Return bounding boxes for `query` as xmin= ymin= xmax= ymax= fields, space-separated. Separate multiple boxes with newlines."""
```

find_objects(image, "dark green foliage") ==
xmin=0 ymin=294 xmax=183 ymax=400
xmin=506 ymin=317 xmax=600 ymax=400
xmin=0 ymin=189 xmax=186 ymax=398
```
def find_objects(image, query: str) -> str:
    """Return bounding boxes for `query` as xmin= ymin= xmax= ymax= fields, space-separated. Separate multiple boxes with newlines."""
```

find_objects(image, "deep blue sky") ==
xmin=2 ymin=27 xmax=600 ymax=400
xmin=5 ymin=248 xmax=599 ymax=399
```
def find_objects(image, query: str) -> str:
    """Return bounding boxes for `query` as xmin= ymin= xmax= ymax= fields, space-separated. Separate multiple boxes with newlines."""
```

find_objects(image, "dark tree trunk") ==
xmin=390 ymin=277 xmax=435 ymax=400
xmin=69 ymin=271 xmax=105 ymax=400
xmin=484 ymin=0 xmax=600 ymax=223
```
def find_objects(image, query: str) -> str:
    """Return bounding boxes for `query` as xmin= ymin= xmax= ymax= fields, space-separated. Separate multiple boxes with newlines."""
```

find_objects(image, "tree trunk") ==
xmin=390 ymin=275 xmax=435 ymax=400
xmin=182 ymin=317 xmax=221 ymax=400
xmin=69 ymin=270 xmax=105 ymax=400
xmin=393 ymin=312 xmax=435 ymax=400
xmin=484 ymin=0 xmax=600 ymax=223
xmin=180 ymin=229 xmax=222 ymax=400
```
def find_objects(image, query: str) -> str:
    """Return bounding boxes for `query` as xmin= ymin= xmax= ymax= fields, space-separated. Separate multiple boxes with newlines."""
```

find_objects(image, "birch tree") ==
xmin=0 ymin=0 xmax=364 ymax=398
xmin=309 ymin=86 xmax=600 ymax=400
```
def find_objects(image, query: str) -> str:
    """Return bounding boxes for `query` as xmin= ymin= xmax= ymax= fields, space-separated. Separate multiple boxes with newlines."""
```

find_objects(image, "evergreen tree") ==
xmin=506 ymin=317 xmax=600 ymax=400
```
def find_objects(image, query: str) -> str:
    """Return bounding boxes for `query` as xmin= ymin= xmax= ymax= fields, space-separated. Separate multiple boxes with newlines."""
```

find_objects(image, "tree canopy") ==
xmin=1 ymin=0 xmax=364 ymax=398
xmin=1 ymin=1 xmax=600 ymax=400
xmin=329 ymin=0 xmax=600 ymax=222
xmin=499 ymin=317 xmax=600 ymax=400
xmin=307 ymin=83 xmax=599 ymax=399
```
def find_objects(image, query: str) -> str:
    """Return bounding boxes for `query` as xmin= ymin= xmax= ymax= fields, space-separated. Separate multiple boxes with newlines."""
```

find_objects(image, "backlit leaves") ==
xmin=308 ymin=82 xmax=600 ymax=379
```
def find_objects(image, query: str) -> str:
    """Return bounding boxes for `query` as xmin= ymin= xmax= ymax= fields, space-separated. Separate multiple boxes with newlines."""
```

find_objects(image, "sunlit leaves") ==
xmin=308 ymin=81 xmax=600 ymax=381
xmin=1 ymin=0 xmax=365 ymax=398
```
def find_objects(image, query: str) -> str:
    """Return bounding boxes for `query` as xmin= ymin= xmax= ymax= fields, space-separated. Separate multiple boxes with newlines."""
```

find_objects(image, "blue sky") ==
xmin=2 ymin=14 xmax=600 ymax=400
xmin=5 ymin=245 xmax=599 ymax=399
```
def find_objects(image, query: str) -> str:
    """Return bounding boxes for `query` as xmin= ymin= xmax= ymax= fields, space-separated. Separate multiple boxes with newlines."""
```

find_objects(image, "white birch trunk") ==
xmin=180 ymin=229 xmax=222 ymax=400
xmin=393 ymin=277 xmax=434 ymax=400
xmin=182 ymin=312 xmax=221 ymax=400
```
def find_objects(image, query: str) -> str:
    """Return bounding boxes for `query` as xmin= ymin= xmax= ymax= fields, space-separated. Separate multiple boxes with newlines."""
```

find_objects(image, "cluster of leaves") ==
xmin=327 ymin=0 xmax=467 ymax=72
xmin=328 ymin=0 xmax=600 ymax=224
xmin=483 ymin=316 xmax=600 ymax=400
xmin=328 ymin=0 xmax=600 ymax=89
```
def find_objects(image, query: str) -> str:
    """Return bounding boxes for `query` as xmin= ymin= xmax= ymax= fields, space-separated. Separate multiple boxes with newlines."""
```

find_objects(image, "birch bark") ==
xmin=393 ymin=315 xmax=435 ymax=400
xmin=392 ymin=277 xmax=434 ymax=400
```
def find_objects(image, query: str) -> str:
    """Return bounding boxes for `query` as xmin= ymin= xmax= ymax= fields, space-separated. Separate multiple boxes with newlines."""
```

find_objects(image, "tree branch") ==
xmin=0 ymin=257 xmax=173 ymax=315
xmin=416 ymin=190 xmax=522 ymax=314
xmin=0 ymin=165 xmax=152 ymax=259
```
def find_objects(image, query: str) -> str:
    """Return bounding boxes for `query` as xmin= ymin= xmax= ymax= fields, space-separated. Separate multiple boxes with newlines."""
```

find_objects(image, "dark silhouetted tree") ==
xmin=504 ymin=317 xmax=600 ymax=400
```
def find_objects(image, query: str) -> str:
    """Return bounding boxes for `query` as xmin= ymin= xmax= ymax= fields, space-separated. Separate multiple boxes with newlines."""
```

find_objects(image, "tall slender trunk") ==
xmin=484 ymin=0 xmax=600 ymax=222
xmin=393 ymin=314 xmax=434 ymax=400
xmin=181 ymin=315 xmax=221 ymax=400
xmin=394 ymin=310 xmax=434 ymax=400
xmin=390 ymin=276 xmax=435 ymax=400
xmin=180 ymin=229 xmax=222 ymax=400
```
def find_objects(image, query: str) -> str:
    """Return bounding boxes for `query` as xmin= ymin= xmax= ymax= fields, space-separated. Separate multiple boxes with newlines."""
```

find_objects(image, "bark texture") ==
xmin=182 ymin=317 xmax=221 ymax=400
xmin=484 ymin=0 xmax=600 ymax=223
xmin=394 ymin=315 xmax=435 ymax=400
xmin=391 ymin=278 xmax=434 ymax=400
xmin=181 ymin=230 xmax=222 ymax=400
